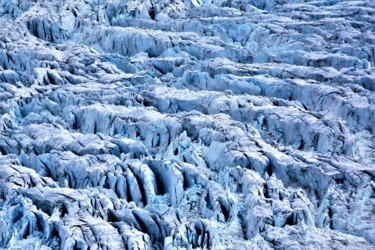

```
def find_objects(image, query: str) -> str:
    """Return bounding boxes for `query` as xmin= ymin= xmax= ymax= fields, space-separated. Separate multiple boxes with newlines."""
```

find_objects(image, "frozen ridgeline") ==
xmin=0 ymin=0 xmax=374 ymax=249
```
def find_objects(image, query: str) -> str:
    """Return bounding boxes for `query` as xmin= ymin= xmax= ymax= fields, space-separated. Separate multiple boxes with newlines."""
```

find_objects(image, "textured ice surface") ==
xmin=0 ymin=0 xmax=374 ymax=249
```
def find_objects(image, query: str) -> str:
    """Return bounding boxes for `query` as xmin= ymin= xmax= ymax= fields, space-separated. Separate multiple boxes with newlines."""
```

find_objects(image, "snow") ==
xmin=0 ymin=0 xmax=375 ymax=249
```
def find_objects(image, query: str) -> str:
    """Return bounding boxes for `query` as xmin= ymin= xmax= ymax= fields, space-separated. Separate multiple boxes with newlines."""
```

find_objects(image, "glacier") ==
xmin=0 ymin=0 xmax=374 ymax=249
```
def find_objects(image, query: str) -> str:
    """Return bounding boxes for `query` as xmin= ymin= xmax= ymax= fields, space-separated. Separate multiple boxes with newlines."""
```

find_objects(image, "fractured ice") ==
xmin=0 ymin=0 xmax=374 ymax=249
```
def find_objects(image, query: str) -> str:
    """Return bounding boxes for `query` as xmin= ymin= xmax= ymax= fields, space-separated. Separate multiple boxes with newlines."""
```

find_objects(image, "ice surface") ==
xmin=0 ymin=0 xmax=374 ymax=249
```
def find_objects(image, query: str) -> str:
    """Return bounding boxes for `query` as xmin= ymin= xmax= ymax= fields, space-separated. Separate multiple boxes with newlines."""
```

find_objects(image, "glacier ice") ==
xmin=0 ymin=0 xmax=375 ymax=249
